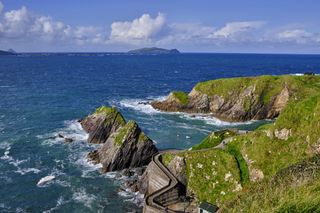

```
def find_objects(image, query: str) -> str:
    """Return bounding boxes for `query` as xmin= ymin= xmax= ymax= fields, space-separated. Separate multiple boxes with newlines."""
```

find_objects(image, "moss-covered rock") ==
xmin=96 ymin=120 xmax=158 ymax=172
xmin=152 ymin=75 xmax=320 ymax=122
xmin=82 ymin=106 xmax=158 ymax=172
xmin=81 ymin=106 xmax=126 ymax=144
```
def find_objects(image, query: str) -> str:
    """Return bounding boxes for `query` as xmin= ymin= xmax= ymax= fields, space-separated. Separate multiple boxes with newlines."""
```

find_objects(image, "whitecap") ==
xmin=118 ymin=188 xmax=144 ymax=207
xmin=15 ymin=168 xmax=41 ymax=175
xmin=43 ymin=196 xmax=69 ymax=213
xmin=178 ymin=113 xmax=255 ymax=126
xmin=39 ymin=120 xmax=88 ymax=146
xmin=118 ymin=96 xmax=257 ymax=126
xmin=104 ymin=171 xmax=118 ymax=179
xmin=0 ymin=143 xmax=13 ymax=161
xmin=75 ymin=156 xmax=102 ymax=178
xmin=72 ymin=188 xmax=97 ymax=208
xmin=118 ymin=96 xmax=167 ymax=114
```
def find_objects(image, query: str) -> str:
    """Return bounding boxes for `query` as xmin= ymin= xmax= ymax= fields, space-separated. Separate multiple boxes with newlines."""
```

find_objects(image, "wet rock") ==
xmin=87 ymin=150 xmax=100 ymax=164
xmin=58 ymin=133 xmax=64 ymax=138
xmin=64 ymin=138 xmax=73 ymax=143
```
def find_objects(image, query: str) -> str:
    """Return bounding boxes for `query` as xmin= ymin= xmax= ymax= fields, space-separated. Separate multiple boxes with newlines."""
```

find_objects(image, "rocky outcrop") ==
xmin=81 ymin=106 xmax=126 ymax=144
xmin=81 ymin=106 xmax=158 ymax=172
xmin=167 ymin=156 xmax=187 ymax=186
xmin=152 ymin=75 xmax=320 ymax=122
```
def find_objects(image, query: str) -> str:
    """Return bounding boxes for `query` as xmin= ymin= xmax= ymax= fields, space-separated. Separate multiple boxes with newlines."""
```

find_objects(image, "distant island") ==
xmin=0 ymin=49 xmax=17 ymax=55
xmin=128 ymin=47 xmax=180 ymax=55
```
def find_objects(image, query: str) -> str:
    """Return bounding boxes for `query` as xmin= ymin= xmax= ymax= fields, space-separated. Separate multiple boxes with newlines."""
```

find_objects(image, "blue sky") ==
xmin=0 ymin=0 xmax=320 ymax=53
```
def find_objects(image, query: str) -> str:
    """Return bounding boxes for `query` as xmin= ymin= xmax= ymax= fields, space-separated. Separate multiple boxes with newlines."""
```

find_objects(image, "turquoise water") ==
xmin=1 ymin=53 xmax=320 ymax=212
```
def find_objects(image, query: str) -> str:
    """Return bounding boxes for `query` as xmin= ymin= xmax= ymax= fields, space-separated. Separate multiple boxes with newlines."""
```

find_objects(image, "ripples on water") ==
xmin=1 ymin=53 xmax=320 ymax=212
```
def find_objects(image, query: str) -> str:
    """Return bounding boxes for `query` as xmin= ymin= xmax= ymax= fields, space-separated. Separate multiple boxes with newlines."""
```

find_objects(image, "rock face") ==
xmin=167 ymin=156 xmax=187 ymax=186
xmin=152 ymin=75 xmax=320 ymax=122
xmin=81 ymin=106 xmax=158 ymax=172
xmin=80 ymin=106 xmax=126 ymax=144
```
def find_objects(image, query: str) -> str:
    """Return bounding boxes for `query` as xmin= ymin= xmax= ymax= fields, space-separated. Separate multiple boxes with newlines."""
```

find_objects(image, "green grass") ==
xmin=223 ymin=156 xmax=320 ymax=212
xmin=192 ymin=129 xmax=237 ymax=150
xmin=226 ymin=143 xmax=250 ymax=185
xmin=160 ymin=76 xmax=320 ymax=209
xmin=114 ymin=120 xmax=136 ymax=146
xmin=161 ymin=153 xmax=176 ymax=167
xmin=138 ymin=131 xmax=149 ymax=143
xmin=193 ymin=75 xmax=320 ymax=107
xmin=183 ymin=149 xmax=242 ymax=206
xmin=94 ymin=105 xmax=126 ymax=126
xmin=172 ymin=91 xmax=189 ymax=105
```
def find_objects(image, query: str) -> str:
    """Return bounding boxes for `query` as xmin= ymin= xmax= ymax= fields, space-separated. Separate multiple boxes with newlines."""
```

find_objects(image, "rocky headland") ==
xmin=157 ymin=74 xmax=320 ymax=212
xmin=151 ymin=75 xmax=320 ymax=122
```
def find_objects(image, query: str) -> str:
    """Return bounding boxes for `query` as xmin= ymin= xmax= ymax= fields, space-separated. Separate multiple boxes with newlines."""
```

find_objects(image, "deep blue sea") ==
xmin=1 ymin=53 xmax=320 ymax=213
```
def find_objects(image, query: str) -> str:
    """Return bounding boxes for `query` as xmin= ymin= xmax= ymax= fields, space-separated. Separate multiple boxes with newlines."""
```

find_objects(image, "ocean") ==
xmin=1 ymin=53 xmax=320 ymax=212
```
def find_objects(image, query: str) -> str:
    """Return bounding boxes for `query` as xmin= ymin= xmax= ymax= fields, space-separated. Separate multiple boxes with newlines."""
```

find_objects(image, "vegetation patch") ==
xmin=172 ymin=91 xmax=189 ymax=105
xmin=223 ymin=156 xmax=320 ymax=212
xmin=226 ymin=143 xmax=250 ymax=185
xmin=192 ymin=129 xmax=237 ymax=150
xmin=194 ymin=75 xmax=320 ymax=105
xmin=114 ymin=120 xmax=136 ymax=146
xmin=95 ymin=105 xmax=126 ymax=125
xmin=183 ymin=149 xmax=242 ymax=205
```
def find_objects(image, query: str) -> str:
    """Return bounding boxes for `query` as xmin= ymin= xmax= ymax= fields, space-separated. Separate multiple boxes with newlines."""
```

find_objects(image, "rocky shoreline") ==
xmin=150 ymin=75 xmax=313 ymax=122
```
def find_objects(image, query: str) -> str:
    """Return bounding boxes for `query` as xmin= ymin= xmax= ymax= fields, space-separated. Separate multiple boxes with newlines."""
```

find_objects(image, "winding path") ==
xmin=144 ymin=153 xmax=180 ymax=213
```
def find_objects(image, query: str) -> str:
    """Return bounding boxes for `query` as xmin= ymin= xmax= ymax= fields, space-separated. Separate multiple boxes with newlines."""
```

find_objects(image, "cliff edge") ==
xmin=152 ymin=75 xmax=320 ymax=122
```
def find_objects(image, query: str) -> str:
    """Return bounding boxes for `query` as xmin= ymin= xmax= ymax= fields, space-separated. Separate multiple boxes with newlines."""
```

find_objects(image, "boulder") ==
xmin=167 ymin=156 xmax=187 ymax=186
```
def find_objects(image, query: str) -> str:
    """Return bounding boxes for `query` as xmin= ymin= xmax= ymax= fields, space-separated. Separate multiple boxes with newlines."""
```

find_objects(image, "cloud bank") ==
xmin=0 ymin=1 xmax=319 ymax=52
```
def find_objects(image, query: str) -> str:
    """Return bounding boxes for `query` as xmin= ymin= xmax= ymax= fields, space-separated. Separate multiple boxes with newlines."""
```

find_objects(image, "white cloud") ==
xmin=110 ymin=13 xmax=166 ymax=44
xmin=0 ymin=1 xmax=3 ymax=14
xmin=277 ymin=29 xmax=316 ymax=44
xmin=0 ymin=4 xmax=104 ymax=45
xmin=213 ymin=21 xmax=264 ymax=40
xmin=0 ymin=1 xmax=319 ymax=52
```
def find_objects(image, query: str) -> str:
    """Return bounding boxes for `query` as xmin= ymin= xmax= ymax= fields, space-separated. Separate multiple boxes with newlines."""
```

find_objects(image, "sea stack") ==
xmin=80 ymin=106 xmax=158 ymax=172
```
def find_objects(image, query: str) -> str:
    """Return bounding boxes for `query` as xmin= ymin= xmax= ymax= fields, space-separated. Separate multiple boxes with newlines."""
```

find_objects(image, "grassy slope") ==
xmin=161 ymin=76 xmax=320 ymax=211
xmin=172 ymin=91 xmax=189 ymax=105
xmin=194 ymin=75 xmax=320 ymax=104
xmin=224 ymin=156 xmax=320 ymax=212
xmin=163 ymin=150 xmax=242 ymax=206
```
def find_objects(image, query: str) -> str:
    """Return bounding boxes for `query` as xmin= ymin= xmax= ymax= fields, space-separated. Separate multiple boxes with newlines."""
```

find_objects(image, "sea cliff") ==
xmin=152 ymin=75 xmax=320 ymax=122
